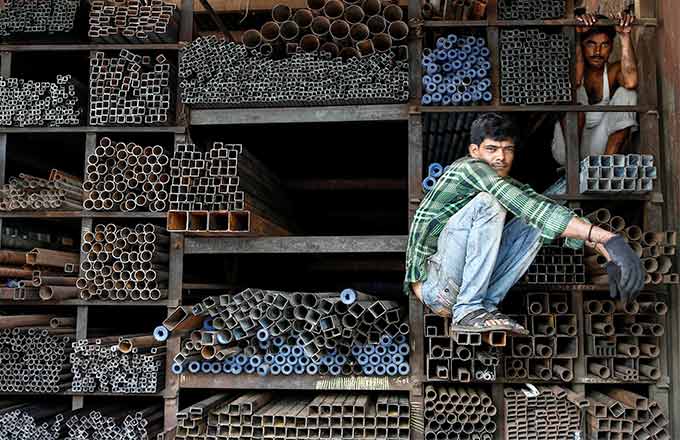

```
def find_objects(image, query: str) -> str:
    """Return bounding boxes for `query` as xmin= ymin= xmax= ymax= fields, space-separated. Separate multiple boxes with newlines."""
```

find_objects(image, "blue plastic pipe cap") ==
xmin=422 ymin=176 xmax=437 ymax=191
xmin=257 ymin=364 xmax=270 ymax=376
xmin=201 ymin=362 xmax=212 ymax=373
xmin=340 ymin=288 xmax=357 ymax=304
xmin=256 ymin=329 xmax=269 ymax=342
xmin=171 ymin=362 xmax=184 ymax=375
xmin=153 ymin=326 xmax=169 ymax=342
xmin=386 ymin=364 xmax=398 ymax=376
xmin=375 ymin=364 xmax=387 ymax=376
xmin=398 ymin=363 xmax=411 ymax=375
xmin=421 ymin=94 xmax=433 ymax=106
xmin=306 ymin=364 xmax=319 ymax=375
xmin=188 ymin=361 xmax=201 ymax=374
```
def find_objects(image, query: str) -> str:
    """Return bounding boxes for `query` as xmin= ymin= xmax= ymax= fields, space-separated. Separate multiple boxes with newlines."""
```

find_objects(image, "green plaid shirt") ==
xmin=405 ymin=157 xmax=584 ymax=294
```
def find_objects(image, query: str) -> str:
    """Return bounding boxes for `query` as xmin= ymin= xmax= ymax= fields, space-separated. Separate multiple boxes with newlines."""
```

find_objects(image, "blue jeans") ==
xmin=421 ymin=193 xmax=543 ymax=322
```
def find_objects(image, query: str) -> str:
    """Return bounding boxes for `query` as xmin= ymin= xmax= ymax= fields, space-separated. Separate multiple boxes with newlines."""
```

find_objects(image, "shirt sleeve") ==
xmin=460 ymin=160 xmax=578 ymax=243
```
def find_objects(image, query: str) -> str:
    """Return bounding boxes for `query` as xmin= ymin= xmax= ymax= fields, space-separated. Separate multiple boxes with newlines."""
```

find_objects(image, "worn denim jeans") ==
xmin=421 ymin=192 xmax=543 ymax=322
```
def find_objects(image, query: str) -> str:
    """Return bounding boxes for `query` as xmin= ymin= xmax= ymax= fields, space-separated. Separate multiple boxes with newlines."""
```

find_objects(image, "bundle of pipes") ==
xmin=89 ymin=49 xmax=174 ymax=125
xmin=424 ymin=386 xmax=497 ymax=440
xmin=423 ymin=112 xmax=478 ymax=167
xmin=82 ymin=137 xmax=170 ymax=212
xmin=587 ymin=389 xmax=669 ymax=440
xmin=498 ymin=0 xmax=565 ymax=19
xmin=0 ymin=247 xmax=79 ymax=301
xmin=504 ymin=386 xmax=582 ymax=440
xmin=0 ymin=170 xmax=82 ymax=211
xmin=70 ymin=335 xmax=165 ymax=393
xmin=424 ymin=313 xmax=500 ymax=382
xmin=176 ymin=392 xmax=410 ymax=440
xmin=524 ymin=209 xmax=586 ymax=284
xmin=500 ymin=28 xmax=572 ymax=105
xmin=0 ymin=0 xmax=78 ymax=36
xmin=0 ymin=75 xmax=83 ymax=127
xmin=584 ymin=292 xmax=665 ymax=382
xmin=167 ymin=142 xmax=294 ymax=234
xmin=1 ymin=225 xmax=76 ymax=251
xmin=422 ymin=0 xmax=487 ymax=21
xmin=76 ymin=222 xmax=169 ymax=301
xmin=503 ymin=292 xmax=578 ymax=382
xmin=581 ymin=154 xmax=657 ymax=193
xmin=155 ymin=288 xmax=410 ymax=377
xmin=585 ymin=208 xmax=678 ymax=285
xmin=179 ymin=36 xmax=409 ymax=107
xmin=241 ymin=0 xmax=409 ymax=62
xmin=0 ymin=402 xmax=164 ymax=440
xmin=89 ymin=0 xmax=179 ymax=43
xmin=421 ymin=34 xmax=492 ymax=106
xmin=0 ymin=315 xmax=75 ymax=393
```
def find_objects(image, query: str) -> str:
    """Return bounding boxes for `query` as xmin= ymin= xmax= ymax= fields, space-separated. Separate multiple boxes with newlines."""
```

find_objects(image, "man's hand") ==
xmin=576 ymin=13 xmax=599 ymax=32
xmin=611 ymin=12 xmax=635 ymax=36
xmin=603 ymin=235 xmax=644 ymax=303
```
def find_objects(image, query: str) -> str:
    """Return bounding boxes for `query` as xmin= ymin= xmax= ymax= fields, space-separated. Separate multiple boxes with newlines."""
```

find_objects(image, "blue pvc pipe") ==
xmin=363 ymin=365 xmax=375 ymax=375
xmin=375 ymin=364 xmax=386 ymax=376
xmin=306 ymin=364 xmax=319 ymax=375
xmin=232 ymin=364 xmax=243 ymax=375
xmin=329 ymin=365 xmax=342 ymax=375
xmin=392 ymin=354 xmax=405 ymax=365
xmin=399 ymin=363 xmax=411 ymax=375
xmin=257 ymin=364 xmax=270 ymax=376
xmin=294 ymin=364 xmax=306 ymax=374
xmin=279 ymin=345 xmax=291 ymax=356
xmin=256 ymin=329 xmax=269 ymax=342
xmin=287 ymin=355 xmax=298 ymax=365
xmin=171 ymin=362 xmax=184 ymax=375
xmin=382 ymin=354 xmax=392 ymax=364
xmin=259 ymin=341 xmax=269 ymax=350
xmin=321 ymin=355 xmax=334 ymax=366
xmin=213 ymin=362 xmax=225 ymax=374
xmin=482 ymin=91 xmax=493 ymax=102
xmin=340 ymin=288 xmax=357 ymax=304
xmin=387 ymin=344 xmax=399 ymax=354
xmin=441 ymin=95 xmax=452 ymax=106
xmin=421 ymin=94 xmax=432 ymax=105
xmin=335 ymin=354 xmax=347 ymax=365
xmin=386 ymin=364 xmax=398 ymax=376
xmin=188 ymin=361 xmax=201 ymax=374
xmin=270 ymin=364 xmax=281 ymax=375
xmin=480 ymin=47 xmax=490 ymax=57
xmin=380 ymin=334 xmax=393 ymax=346
xmin=299 ymin=356 xmax=310 ymax=366
xmin=222 ymin=363 xmax=232 ymax=374
xmin=398 ymin=343 xmax=410 ymax=355
xmin=364 ymin=345 xmax=376 ymax=355
xmin=264 ymin=354 xmax=275 ymax=364
xmin=235 ymin=354 xmax=247 ymax=366
xmin=153 ymin=326 xmax=169 ymax=342
xmin=250 ymin=355 xmax=263 ymax=367
xmin=447 ymin=34 xmax=458 ymax=43
xmin=357 ymin=354 xmax=369 ymax=365
xmin=369 ymin=354 xmax=381 ymax=366
xmin=202 ymin=318 xmax=214 ymax=331
xmin=292 ymin=346 xmax=304 ymax=357
xmin=375 ymin=345 xmax=387 ymax=356
xmin=422 ymin=176 xmax=437 ymax=192
xmin=274 ymin=354 xmax=286 ymax=366
xmin=395 ymin=335 xmax=407 ymax=344
xmin=281 ymin=364 xmax=293 ymax=375
xmin=272 ymin=336 xmax=285 ymax=347
xmin=201 ymin=362 xmax=212 ymax=373
xmin=351 ymin=345 xmax=363 ymax=356
xmin=426 ymin=63 xmax=439 ymax=75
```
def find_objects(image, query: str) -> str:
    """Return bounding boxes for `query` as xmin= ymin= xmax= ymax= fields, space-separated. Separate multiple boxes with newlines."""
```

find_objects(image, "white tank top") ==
xmin=582 ymin=64 xmax=610 ymax=128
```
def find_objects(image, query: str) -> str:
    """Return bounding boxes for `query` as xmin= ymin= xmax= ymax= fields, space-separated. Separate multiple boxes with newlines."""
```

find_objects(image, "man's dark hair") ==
xmin=470 ymin=113 xmax=519 ymax=147
xmin=580 ymin=16 xmax=617 ymax=44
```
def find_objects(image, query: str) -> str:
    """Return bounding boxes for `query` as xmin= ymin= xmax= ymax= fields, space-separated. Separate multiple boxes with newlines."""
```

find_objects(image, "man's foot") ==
xmin=450 ymin=308 xmax=514 ymax=332
xmin=487 ymin=309 xmax=530 ymax=335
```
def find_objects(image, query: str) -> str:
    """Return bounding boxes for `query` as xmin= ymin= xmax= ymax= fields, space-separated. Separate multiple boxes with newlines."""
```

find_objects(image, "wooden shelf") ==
xmin=190 ymin=104 xmax=409 ymax=125
xmin=426 ymin=378 xmax=661 ymax=385
xmin=0 ymin=126 xmax=185 ymax=133
xmin=551 ymin=192 xmax=664 ymax=203
xmin=0 ymin=211 xmax=167 ymax=218
xmin=419 ymin=105 xmax=657 ymax=113
xmin=423 ymin=18 xmax=658 ymax=27
xmin=184 ymin=235 xmax=408 ymax=254
xmin=0 ymin=43 xmax=183 ymax=51
xmin=0 ymin=299 xmax=171 ymax=306
xmin=178 ymin=373 xmax=412 ymax=391
xmin=65 ymin=391 xmax=165 ymax=397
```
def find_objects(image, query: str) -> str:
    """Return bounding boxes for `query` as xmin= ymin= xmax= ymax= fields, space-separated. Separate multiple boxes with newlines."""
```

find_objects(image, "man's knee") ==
xmin=471 ymin=192 xmax=506 ymax=218
xmin=611 ymin=87 xmax=638 ymax=106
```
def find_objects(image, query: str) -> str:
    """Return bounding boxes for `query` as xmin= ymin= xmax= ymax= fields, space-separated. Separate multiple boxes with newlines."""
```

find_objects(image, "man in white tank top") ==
xmin=549 ymin=12 xmax=639 ymax=186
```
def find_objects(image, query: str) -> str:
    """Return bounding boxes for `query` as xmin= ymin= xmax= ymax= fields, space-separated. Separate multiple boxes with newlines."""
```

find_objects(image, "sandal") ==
xmin=488 ymin=310 xmax=530 ymax=335
xmin=450 ymin=308 xmax=514 ymax=332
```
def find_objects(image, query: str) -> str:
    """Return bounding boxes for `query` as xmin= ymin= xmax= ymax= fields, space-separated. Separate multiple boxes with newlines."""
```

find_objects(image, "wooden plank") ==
xmin=184 ymin=235 xmax=408 ymax=254
xmin=0 ymin=299 xmax=170 ymax=306
xmin=550 ymin=192 xmax=663 ymax=202
xmin=180 ymin=0 xmax=194 ymax=41
xmin=285 ymin=178 xmax=406 ymax=191
xmin=190 ymin=105 xmax=410 ymax=125
xmin=0 ymin=211 xmax=168 ymax=218
xmin=423 ymin=18 xmax=657 ymax=27
xmin=418 ymin=105 xmax=655 ymax=112
xmin=0 ymin=44 xmax=182 ymax=51
xmin=168 ymin=233 xmax=183 ymax=308
xmin=487 ymin=27 xmax=500 ymax=106
xmin=408 ymin=114 xmax=423 ymax=223
xmin=0 ymin=126 xmax=186 ymax=133
xmin=179 ymin=373 xmax=412 ymax=390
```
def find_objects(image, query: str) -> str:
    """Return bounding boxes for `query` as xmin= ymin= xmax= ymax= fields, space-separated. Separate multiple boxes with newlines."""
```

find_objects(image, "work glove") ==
xmin=603 ymin=235 xmax=644 ymax=303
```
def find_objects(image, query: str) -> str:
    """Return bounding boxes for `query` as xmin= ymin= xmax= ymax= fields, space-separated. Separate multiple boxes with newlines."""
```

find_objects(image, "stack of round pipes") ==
xmin=0 ymin=75 xmax=82 ymax=127
xmin=76 ymin=223 xmax=169 ymax=301
xmin=180 ymin=36 xmax=409 ymax=107
xmin=498 ymin=0 xmax=565 ymax=19
xmin=83 ymin=137 xmax=170 ymax=212
xmin=70 ymin=335 xmax=165 ymax=393
xmin=421 ymin=33 xmax=492 ymax=105
xmin=424 ymin=386 xmax=497 ymax=440
xmin=242 ymin=0 xmax=408 ymax=60
xmin=0 ymin=171 xmax=82 ymax=211
xmin=0 ymin=0 xmax=78 ymax=36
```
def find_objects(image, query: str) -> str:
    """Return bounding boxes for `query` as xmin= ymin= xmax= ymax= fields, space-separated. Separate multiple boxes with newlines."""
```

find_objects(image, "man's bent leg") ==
xmin=482 ymin=218 xmax=543 ymax=312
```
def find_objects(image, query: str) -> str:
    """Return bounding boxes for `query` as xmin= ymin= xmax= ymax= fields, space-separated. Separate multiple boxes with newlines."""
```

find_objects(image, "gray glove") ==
xmin=603 ymin=235 xmax=644 ymax=303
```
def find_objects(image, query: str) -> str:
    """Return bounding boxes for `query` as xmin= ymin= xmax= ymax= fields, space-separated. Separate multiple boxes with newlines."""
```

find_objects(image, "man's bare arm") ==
xmin=614 ymin=12 xmax=638 ymax=89
xmin=561 ymin=216 xmax=615 ymax=260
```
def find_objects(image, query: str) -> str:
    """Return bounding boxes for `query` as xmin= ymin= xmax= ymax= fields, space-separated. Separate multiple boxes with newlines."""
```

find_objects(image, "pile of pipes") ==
xmin=0 ymin=169 xmax=82 ymax=211
xmin=0 ymin=0 xmax=78 ymax=36
xmin=424 ymin=313 xmax=500 ymax=382
xmin=500 ymin=29 xmax=572 ymax=105
xmin=422 ymin=34 xmax=492 ymax=106
xmin=587 ymin=390 xmax=668 ymax=440
xmin=423 ymin=0 xmax=487 ymax=20
xmin=167 ymin=142 xmax=293 ymax=234
xmin=179 ymin=36 xmax=410 ymax=107
xmin=585 ymin=208 xmax=678 ymax=285
xmin=504 ymin=386 xmax=582 ymax=440
xmin=0 ymin=315 xmax=74 ymax=393
xmin=581 ymin=154 xmax=657 ymax=193
xmin=176 ymin=392 xmax=410 ymax=440
xmin=498 ymin=0 xmax=565 ymax=19
xmin=423 ymin=112 xmax=478 ymax=166
xmin=70 ymin=335 xmax=165 ymax=393
xmin=504 ymin=292 xmax=578 ymax=382
xmin=0 ymin=75 xmax=82 ymax=127
xmin=76 ymin=222 xmax=169 ymax=301
xmin=1 ymin=225 xmax=76 ymax=251
xmin=424 ymin=386 xmax=497 ymax=440
xmin=155 ymin=288 xmax=410 ymax=377
xmin=89 ymin=50 xmax=173 ymax=125
xmin=242 ymin=0 xmax=409 ymax=61
xmin=83 ymin=137 xmax=170 ymax=212
xmin=88 ymin=0 xmax=178 ymax=43
xmin=422 ymin=163 xmax=448 ymax=192
xmin=0 ymin=247 xmax=79 ymax=301
xmin=0 ymin=402 xmax=163 ymax=440
xmin=524 ymin=208 xmax=586 ymax=284
xmin=584 ymin=292 xmax=665 ymax=382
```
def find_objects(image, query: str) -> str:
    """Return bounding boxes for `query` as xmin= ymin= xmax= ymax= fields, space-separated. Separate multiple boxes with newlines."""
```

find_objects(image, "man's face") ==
xmin=469 ymin=137 xmax=515 ymax=177
xmin=582 ymin=33 xmax=612 ymax=68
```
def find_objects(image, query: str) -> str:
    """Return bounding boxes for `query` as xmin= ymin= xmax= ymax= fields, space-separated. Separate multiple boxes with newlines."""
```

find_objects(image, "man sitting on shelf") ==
xmin=549 ymin=12 xmax=638 ymax=193
xmin=405 ymin=113 xmax=643 ymax=333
